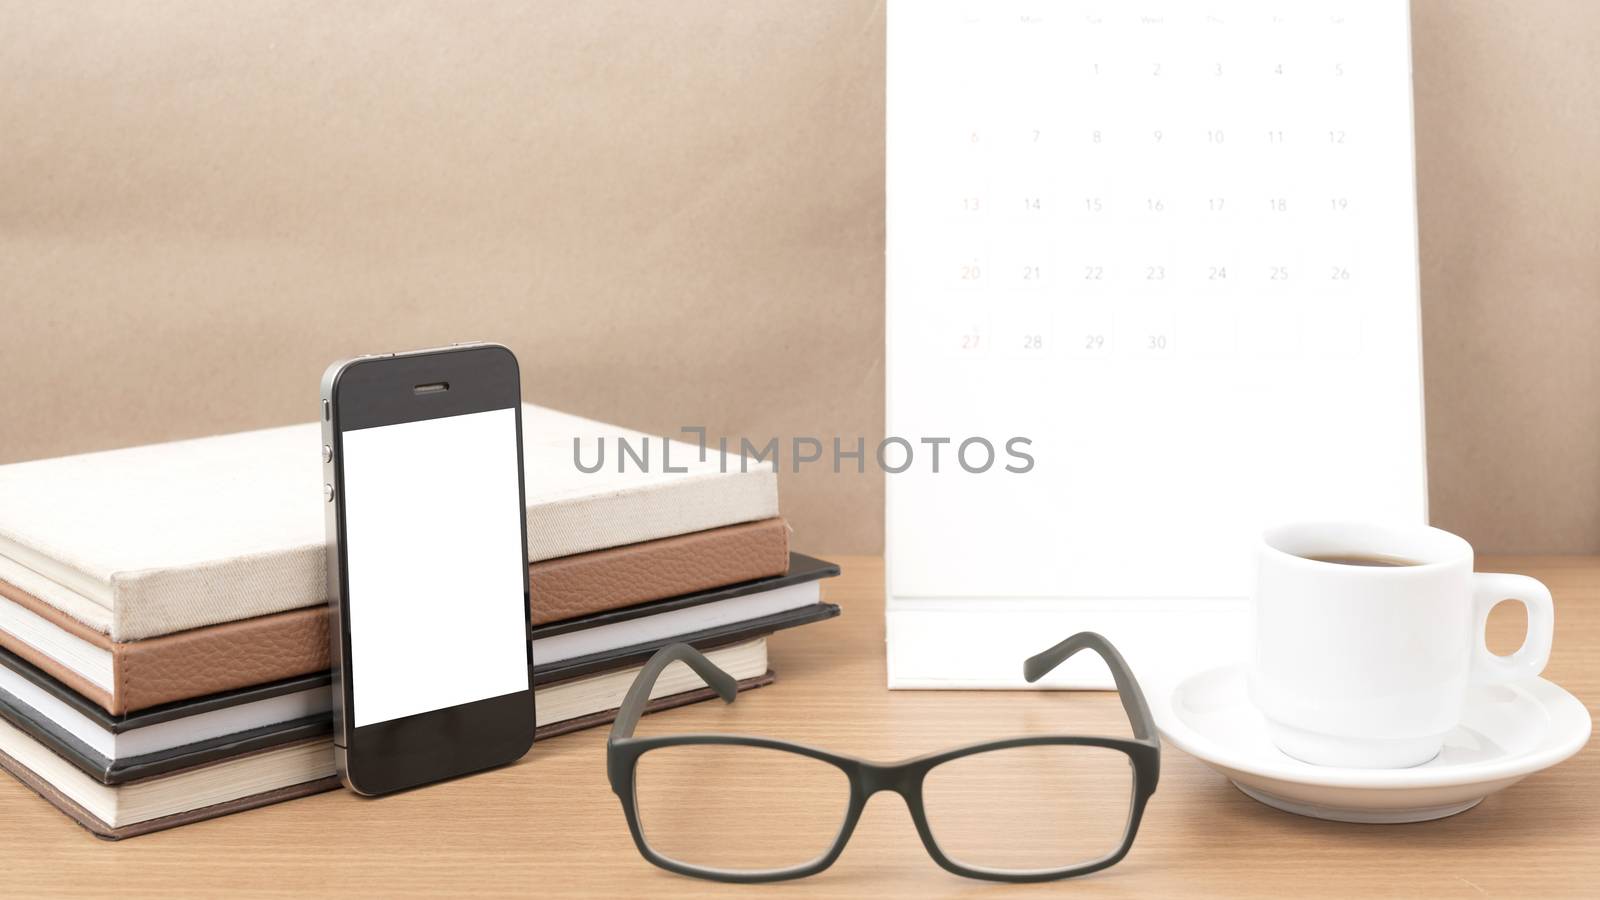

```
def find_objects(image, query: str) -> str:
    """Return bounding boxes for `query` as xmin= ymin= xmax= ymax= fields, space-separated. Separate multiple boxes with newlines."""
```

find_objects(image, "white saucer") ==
xmin=1153 ymin=665 xmax=1592 ymax=823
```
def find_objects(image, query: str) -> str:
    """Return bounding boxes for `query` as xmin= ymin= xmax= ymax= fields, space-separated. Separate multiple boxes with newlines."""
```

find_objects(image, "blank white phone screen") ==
xmin=340 ymin=407 xmax=529 ymax=728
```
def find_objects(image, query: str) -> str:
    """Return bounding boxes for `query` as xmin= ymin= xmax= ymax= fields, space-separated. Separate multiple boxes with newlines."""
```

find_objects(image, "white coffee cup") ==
xmin=1249 ymin=522 xmax=1555 ymax=769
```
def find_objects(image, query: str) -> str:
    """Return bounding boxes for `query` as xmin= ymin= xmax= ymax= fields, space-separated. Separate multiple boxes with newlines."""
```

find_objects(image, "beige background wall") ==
xmin=0 ymin=2 xmax=1595 ymax=555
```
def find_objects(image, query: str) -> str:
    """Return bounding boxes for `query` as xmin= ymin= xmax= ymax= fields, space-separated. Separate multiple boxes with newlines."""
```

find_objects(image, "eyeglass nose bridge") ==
xmin=853 ymin=760 xmax=922 ymax=802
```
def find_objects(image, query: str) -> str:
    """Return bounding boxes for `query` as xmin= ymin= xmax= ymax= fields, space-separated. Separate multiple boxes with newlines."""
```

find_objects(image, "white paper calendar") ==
xmin=885 ymin=1 xmax=1428 ymax=688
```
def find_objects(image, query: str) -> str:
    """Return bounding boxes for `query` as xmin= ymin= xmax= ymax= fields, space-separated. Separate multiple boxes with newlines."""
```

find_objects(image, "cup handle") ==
xmin=1470 ymin=573 xmax=1555 ymax=685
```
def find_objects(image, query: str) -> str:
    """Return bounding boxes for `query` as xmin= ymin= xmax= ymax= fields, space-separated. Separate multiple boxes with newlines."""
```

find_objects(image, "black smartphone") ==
xmin=320 ymin=343 xmax=535 ymax=795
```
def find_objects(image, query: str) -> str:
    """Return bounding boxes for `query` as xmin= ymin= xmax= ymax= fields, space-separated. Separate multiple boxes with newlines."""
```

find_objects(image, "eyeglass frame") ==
xmin=606 ymin=631 xmax=1161 ymax=884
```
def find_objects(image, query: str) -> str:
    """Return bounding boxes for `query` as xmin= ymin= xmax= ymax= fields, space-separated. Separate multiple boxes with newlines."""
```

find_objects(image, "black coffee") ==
xmin=1304 ymin=553 xmax=1422 ymax=567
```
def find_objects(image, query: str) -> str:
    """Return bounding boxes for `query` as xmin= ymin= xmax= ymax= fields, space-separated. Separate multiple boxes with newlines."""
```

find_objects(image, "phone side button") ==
xmin=324 ymin=483 xmax=334 ymax=503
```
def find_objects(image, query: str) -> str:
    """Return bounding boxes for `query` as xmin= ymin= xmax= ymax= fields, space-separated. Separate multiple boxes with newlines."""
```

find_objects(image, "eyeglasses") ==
xmin=607 ymin=632 xmax=1159 ymax=883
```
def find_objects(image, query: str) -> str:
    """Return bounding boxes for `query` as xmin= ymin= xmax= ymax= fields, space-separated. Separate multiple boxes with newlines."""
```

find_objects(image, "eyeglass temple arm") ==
xmin=609 ymin=642 xmax=740 ymax=742
xmin=1023 ymin=631 xmax=1157 ymax=743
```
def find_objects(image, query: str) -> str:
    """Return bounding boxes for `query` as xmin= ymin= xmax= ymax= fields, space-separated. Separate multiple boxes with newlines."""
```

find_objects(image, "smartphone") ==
xmin=320 ymin=343 xmax=535 ymax=795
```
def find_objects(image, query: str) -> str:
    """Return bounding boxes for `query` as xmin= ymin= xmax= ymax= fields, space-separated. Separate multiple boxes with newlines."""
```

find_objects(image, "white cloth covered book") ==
xmin=0 ymin=405 xmax=776 ymax=641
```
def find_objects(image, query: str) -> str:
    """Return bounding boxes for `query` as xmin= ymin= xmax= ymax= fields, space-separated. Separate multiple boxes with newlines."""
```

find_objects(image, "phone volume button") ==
xmin=324 ymin=483 xmax=334 ymax=503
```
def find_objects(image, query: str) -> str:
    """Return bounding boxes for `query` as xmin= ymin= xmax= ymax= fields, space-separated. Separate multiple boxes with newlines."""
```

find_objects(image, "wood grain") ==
xmin=0 ymin=555 xmax=1594 ymax=897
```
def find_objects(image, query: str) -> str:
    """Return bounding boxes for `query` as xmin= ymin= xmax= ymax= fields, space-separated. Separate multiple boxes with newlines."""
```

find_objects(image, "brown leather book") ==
xmin=0 ymin=518 xmax=788 ymax=716
xmin=529 ymin=517 xmax=788 ymax=624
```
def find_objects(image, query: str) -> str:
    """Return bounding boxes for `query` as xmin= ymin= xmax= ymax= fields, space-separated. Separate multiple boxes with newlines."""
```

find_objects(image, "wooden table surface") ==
xmin=1 ymin=555 xmax=1595 ymax=898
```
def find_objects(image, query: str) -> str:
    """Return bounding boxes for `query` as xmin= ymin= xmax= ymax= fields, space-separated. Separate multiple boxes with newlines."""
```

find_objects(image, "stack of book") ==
xmin=0 ymin=405 xmax=839 ymax=838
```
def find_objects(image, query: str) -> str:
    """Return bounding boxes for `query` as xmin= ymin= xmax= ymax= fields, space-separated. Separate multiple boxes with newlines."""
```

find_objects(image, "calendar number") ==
xmin=1084 ymin=334 xmax=1106 ymax=351
xmin=1269 ymin=266 xmax=1291 ymax=281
